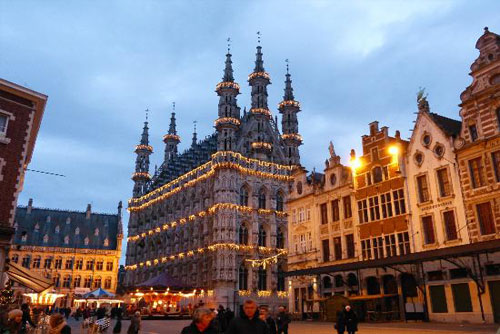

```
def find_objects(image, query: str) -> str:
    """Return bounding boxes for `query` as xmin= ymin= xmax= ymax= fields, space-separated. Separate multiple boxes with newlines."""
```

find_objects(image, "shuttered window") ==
xmin=476 ymin=202 xmax=496 ymax=235
xmin=443 ymin=210 xmax=458 ymax=241
xmin=429 ymin=285 xmax=448 ymax=313
xmin=422 ymin=216 xmax=435 ymax=244
xmin=451 ymin=283 xmax=473 ymax=312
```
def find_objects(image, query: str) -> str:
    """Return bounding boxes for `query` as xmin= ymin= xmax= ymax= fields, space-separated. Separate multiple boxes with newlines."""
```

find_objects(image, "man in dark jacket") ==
xmin=276 ymin=306 xmax=291 ymax=334
xmin=180 ymin=308 xmax=217 ymax=334
xmin=342 ymin=305 xmax=358 ymax=334
xmin=225 ymin=300 xmax=269 ymax=334
xmin=258 ymin=307 xmax=276 ymax=334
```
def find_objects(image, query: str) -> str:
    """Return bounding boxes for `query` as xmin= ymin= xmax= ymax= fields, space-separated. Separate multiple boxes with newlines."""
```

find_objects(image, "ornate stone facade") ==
xmin=10 ymin=199 xmax=123 ymax=306
xmin=125 ymin=44 xmax=302 ymax=309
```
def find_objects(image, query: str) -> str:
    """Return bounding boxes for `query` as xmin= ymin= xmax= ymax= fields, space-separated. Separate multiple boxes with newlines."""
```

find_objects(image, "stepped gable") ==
xmin=149 ymin=133 xmax=217 ymax=190
xmin=13 ymin=206 xmax=120 ymax=250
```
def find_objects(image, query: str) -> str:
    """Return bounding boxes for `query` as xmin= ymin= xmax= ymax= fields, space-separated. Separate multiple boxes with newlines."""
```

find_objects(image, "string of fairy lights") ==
xmin=214 ymin=117 xmax=241 ymax=127
xmin=125 ymin=243 xmax=287 ymax=271
xmin=128 ymin=151 xmax=294 ymax=212
xmin=127 ymin=202 xmax=286 ymax=242
xmin=245 ymin=250 xmax=287 ymax=269
xmin=248 ymin=72 xmax=271 ymax=81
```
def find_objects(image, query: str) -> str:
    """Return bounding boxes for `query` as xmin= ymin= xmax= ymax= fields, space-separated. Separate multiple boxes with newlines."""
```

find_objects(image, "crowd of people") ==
xmin=181 ymin=300 xmax=291 ymax=334
xmin=0 ymin=304 xmax=71 ymax=334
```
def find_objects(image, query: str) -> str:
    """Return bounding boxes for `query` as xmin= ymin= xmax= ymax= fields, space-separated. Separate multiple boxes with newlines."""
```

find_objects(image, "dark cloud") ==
xmin=1 ymin=0 xmax=498 ymax=263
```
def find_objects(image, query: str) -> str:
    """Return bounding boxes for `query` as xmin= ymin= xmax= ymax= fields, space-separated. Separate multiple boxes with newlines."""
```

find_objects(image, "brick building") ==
xmin=0 ymin=79 xmax=47 ymax=287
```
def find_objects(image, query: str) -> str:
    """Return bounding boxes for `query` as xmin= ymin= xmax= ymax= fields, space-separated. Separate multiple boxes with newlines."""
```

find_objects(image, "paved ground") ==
xmin=68 ymin=318 xmax=499 ymax=334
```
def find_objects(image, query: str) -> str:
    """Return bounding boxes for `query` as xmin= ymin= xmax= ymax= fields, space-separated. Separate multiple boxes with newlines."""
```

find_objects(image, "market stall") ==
xmin=73 ymin=288 xmax=124 ymax=308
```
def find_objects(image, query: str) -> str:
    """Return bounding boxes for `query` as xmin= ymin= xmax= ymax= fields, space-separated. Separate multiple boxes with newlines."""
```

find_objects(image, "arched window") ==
xmin=238 ymin=265 xmax=248 ymax=290
xmin=240 ymin=186 xmax=249 ymax=206
xmin=104 ymin=277 xmax=112 ymax=289
xmin=33 ymin=256 xmax=41 ymax=269
xmin=258 ymin=225 xmax=267 ymax=247
xmin=63 ymin=275 xmax=71 ymax=288
xmin=258 ymin=188 xmax=266 ymax=209
xmin=277 ymin=266 xmax=285 ymax=291
xmin=335 ymin=275 xmax=344 ymax=288
xmin=238 ymin=225 xmax=249 ymax=245
xmin=372 ymin=166 xmax=383 ymax=183
xmin=53 ymin=274 xmax=61 ymax=288
xmin=323 ymin=276 xmax=332 ymax=289
xmin=276 ymin=228 xmax=284 ymax=249
xmin=347 ymin=273 xmax=358 ymax=287
xmin=94 ymin=276 xmax=102 ymax=288
xmin=276 ymin=191 xmax=284 ymax=211
xmin=258 ymin=267 xmax=267 ymax=290
xmin=21 ymin=255 xmax=31 ymax=269
xmin=366 ymin=276 xmax=380 ymax=295
xmin=73 ymin=276 xmax=81 ymax=288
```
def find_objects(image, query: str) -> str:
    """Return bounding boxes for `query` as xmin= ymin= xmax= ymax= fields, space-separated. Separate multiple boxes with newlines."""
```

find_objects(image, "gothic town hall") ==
xmin=125 ymin=43 xmax=302 ymax=308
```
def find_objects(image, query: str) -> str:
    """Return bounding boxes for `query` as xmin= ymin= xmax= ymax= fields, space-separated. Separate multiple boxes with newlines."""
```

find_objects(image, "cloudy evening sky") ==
xmin=1 ymin=1 xmax=498 ymax=262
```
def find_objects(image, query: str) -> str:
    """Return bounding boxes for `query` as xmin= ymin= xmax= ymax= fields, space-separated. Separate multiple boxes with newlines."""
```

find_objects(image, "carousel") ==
xmin=126 ymin=272 xmax=208 ymax=318
xmin=73 ymin=288 xmax=124 ymax=308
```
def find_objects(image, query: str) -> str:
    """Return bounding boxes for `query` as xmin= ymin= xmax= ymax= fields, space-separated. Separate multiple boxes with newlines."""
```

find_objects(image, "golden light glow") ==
xmin=388 ymin=146 xmax=399 ymax=155
xmin=350 ymin=157 xmax=362 ymax=171
xmin=128 ymin=151 xmax=293 ymax=212
xmin=238 ymin=290 xmax=251 ymax=297
xmin=214 ymin=117 xmax=241 ymax=127
xmin=257 ymin=290 xmax=272 ymax=297
xmin=251 ymin=142 xmax=272 ymax=150
xmin=127 ymin=202 xmax=286 ymax=242
xmin=125 ymin=244 xmax=286 ymax=270
xmin=248 ymin=72 xmax=270 ymax=81
xmin=135 ymin=145 xmax=153 ymax=152
xmin=23 ymin=293 xmax=65 ymax=306
xmin=216 ymin=81 xmax=240 ymax=91
xmin=162 ymin=134 xmax=181 ymax=142
xmin=277 ymin=291 xmax=288 ymax=298
xmin=281 ymin=133 xmax=303 ymax=142
xmin=278 ymin=100 xmax=300 ymax=109
xmin=249 ymin=108 xmax=272 ymax=118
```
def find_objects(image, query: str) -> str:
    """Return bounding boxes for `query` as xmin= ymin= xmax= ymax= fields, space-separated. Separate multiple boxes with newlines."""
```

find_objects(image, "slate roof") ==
xmin=13 ymin=206 xmax=121 ymax=250
xmin=428 ymin=112 xmax=462 ymax=137
xmin=149 ymin=133 xmax=217 ymax=191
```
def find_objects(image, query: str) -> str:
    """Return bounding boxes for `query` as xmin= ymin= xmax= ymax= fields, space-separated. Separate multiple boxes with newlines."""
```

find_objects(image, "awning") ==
xmin=6 ymin=261 xmax=53 ymax=293
xmin=83 ymin=288 xmax=115 ymax=299
xmin=286 ymin=239 xmax=500 ymax=277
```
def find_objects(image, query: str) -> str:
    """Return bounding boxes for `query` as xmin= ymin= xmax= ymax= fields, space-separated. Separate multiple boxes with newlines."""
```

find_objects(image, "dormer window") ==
xmin=43 ymin=234 xmax=49 ymax=243
xmin=75 ymin=227 xmax=80 ymax=235
xmin=103 ymin=238 xmax=109 ymax=247
xmin=55 ymin=226 xmax=60 ymax=233
xmin=469 ymin=125 xmax=478 ymax=142
xmin=64 ymin=236 xmax=70 ymax=245
xmin=94 ymin=228 xmax=99 ymax=236
xmin=21 ymin=234 xmax=27 ymax=242
xmin=34 ymin=223 xmax=39 ymax=232
xmin=84 ymin=237 xmax=89 ymax=245
xmin=46 ymin=216 xmax=51 ymax=223
xmin=66 ymin=217 xmax=71 ymax=224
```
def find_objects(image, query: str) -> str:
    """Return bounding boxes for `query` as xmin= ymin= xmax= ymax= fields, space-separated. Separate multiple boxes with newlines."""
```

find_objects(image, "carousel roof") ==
xmin=83 ymin=288 xmax=115 ymax=298
xmin=136 ymin=272 xmax=189 ymax=290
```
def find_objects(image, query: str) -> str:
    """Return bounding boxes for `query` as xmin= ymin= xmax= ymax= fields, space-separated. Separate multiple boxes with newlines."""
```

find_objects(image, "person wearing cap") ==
xmin=48 ymin=313 xmax=70 ymax=334
xmin=340 ymin=305 xmax=357 ymax=334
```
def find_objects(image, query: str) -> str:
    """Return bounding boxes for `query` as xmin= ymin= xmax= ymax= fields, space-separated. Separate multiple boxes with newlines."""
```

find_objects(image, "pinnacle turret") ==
xmin=192 ymin=121 xmax=198 ymax=147
xmin=254 ymin=45 xmax=265 ymax=73
xmin=249 ymin=44 xmax=271 ymax=113
xmin=132 ymin=113 xmax=153 ymax=197
xmin=284 ymin=63 xmax=295 ymax=101
xmin=164 ymin=104 xmax=181 ymax=163
xmin=223 ymin=52 xmax=235 ymax=82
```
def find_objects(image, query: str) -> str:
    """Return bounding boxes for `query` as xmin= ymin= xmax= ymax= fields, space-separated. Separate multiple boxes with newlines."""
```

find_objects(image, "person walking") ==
xmin=180 ymin=308 xmax=217 ymax=334
xmin=6 ymin=309 xmax=23 ymax=334
xmin=225 ymin=300 xmax=269 ymax=334
xmin=127 ymin=312 xmax=141 ymax=334
xmin=276 ymin=306 xmax=291 ymax=334
xmin=334 ymin=310 xmax=345 ymax=334
xmin=48 ymin=313 xmax=71 ymax=334
xmin=20 ymin=303 xmax=35 ymax=334
xmin=342 ymin=306 xmax=358 ymax=334
xmin=258 ymin=307 xmax=276 ymax=334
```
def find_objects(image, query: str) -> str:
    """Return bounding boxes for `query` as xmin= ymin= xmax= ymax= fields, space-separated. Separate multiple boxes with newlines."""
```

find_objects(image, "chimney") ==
xmin=369 ymin=121 xmax=379 ymax=136
xmin=27 ymin=198 xmax=33 ymax=214
xmin=395 ymin=130 xmax=401 ymax=140
xmin=86 ymin=204 xmax=91 ymax=219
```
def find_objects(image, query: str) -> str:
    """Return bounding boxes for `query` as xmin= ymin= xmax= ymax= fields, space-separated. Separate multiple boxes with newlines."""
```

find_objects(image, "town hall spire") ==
xmin=279 ymin=61 xmax=302 ymax=166
xmin=215 ymin=39 xmax=241 ymax=151
xmin=249 ymin=32 xmax=271 ymax=115
xmin=163 ymin=102 xmax=180 ymax=163
xmin=132 ymin=110 xmax=153 ymax=197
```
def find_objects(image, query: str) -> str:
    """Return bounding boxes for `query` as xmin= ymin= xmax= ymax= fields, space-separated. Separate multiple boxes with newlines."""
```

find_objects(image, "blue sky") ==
xmin=1 ymin=1 xmax=498 ymax=262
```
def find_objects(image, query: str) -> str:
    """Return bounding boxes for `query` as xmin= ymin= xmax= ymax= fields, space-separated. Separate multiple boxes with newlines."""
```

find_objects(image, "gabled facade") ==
xmin=406 ymin=96 xmax=469 ymax=251
xmin=287 ymin=144 xmax=358 ymax=317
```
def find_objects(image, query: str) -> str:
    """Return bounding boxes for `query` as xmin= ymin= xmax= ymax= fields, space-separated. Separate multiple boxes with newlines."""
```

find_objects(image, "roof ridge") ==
xmin=17 ymin=205 xmax=118 ymax=217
